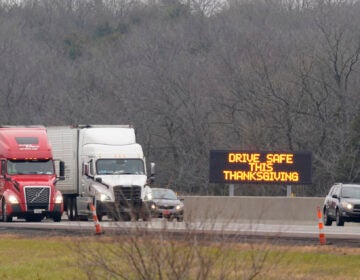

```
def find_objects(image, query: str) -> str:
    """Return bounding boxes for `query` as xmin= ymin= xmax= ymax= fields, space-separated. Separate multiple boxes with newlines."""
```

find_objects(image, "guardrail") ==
xmin=183 ymin=196 xmax=324 ymax=223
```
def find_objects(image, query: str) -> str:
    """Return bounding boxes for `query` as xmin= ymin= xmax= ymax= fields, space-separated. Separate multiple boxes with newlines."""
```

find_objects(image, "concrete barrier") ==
xmin=183 ymin=196 xmax=324 ymax=224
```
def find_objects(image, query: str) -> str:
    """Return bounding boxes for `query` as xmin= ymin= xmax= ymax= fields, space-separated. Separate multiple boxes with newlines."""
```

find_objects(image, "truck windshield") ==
xmin=7 ymin=159 xmax=54 ymax=175
xmin=96 ymin=159 xmax=145 ymax=175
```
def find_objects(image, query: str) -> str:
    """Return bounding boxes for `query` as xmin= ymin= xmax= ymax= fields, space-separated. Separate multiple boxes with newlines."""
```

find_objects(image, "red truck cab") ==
xmin=0 ymin=126 xmax=65 ymax=222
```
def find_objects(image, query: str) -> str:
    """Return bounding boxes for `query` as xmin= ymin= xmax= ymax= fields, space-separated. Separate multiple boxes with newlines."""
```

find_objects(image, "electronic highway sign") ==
xmin=209 ymin=150 xmax=312 ymax=184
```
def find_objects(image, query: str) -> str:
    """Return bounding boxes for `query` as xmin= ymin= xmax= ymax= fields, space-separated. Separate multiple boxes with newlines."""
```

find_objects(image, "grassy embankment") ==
xmin=0 ymin=234 xmax=359 ymax=279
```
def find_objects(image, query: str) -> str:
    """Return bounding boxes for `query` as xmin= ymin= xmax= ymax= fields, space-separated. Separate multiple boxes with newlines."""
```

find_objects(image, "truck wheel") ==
xmin=128 ymin=209 xmax=138 ymax=221
xmin=66 ymin=197 xmax=77 ymax=221
xmin=111 ymin=210 xmax=121 ymax=221
xmin=53 ymin=213 xmax=62 ymax=222
xmin=96 ymin=203 xmax=103 ymax=222
xmin=142 ymin=212 xmax=151 ymax=222
xmin=122 ymin=213 xmax=131 ymax=221
xmin=2 ymin=201 xmax=12 ymax=222
xmin=140 ymin=205 xmax=151 ymax=221
xmin=67 ymin=208 xmax=74 ymax=221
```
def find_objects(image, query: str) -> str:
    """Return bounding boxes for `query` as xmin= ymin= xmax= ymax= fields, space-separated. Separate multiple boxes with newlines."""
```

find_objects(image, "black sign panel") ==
xmin=209 ymin=150 xmax=312 ymax=184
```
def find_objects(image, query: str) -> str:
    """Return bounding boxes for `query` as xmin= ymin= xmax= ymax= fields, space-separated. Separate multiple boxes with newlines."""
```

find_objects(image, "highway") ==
xmin=1 ymin=217 xmax=360 ymax=247
xmin=1 ymin=196 xmax=360 ymax=247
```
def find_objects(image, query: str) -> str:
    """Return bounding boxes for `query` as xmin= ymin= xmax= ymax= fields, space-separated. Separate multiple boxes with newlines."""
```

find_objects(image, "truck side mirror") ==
xmin=147 ymin=162 xmax=155 ymax=184
xmin=150 ymin=162 xmax=155 ymax=176
xmin=0 ymin=161 xmax=6 ymax=178
xmin=58 ymin=161 xmax=65 ymax=180
xmin=84 ymin=163 xmax=94 ymax=178
xmin=84 ymin=163 xmax=89 ymax=176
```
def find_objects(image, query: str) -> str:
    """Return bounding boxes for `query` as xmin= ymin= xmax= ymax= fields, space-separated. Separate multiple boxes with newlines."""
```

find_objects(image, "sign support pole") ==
xmin=229 ymin=184 xmax=234 ymax=196
xmin=286 ymin=185 xmax=292 ymax=197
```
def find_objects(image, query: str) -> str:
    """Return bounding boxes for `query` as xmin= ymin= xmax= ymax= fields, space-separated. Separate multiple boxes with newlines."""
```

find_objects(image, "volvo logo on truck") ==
xmin=29 ymin=187 xmax=46 ymax=203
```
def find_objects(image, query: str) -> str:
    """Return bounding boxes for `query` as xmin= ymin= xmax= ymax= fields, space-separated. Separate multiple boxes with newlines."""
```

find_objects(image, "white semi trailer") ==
xmin=46 ymin=125 xmax=155 ymax=221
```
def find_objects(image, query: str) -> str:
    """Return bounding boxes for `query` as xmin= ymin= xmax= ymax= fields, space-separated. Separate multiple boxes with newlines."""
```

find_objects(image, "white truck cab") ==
xmin=47 ymin=125 xmax=155 ymax=221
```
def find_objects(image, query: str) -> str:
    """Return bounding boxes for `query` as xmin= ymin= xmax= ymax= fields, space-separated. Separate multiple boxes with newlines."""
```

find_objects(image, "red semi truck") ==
xmin=0 ymin=126 xmax=65 ymax=222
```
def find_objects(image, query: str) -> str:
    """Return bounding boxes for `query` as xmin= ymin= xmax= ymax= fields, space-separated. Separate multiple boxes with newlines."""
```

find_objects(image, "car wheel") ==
xmin=323 ymin=208 xmax=332 ymax=226
xmin=336 ymin=209 xmax=344 ymax=226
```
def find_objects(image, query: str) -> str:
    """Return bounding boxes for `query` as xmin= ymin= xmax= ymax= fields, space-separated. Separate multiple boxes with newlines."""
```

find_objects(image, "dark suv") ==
xmin=323 ymin=183 xmax=360 ymax=226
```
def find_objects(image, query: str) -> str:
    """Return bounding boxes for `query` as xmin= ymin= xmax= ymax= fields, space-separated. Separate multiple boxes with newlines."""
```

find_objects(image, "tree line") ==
xmin=0 ymin=0 xmax=359 ymax=196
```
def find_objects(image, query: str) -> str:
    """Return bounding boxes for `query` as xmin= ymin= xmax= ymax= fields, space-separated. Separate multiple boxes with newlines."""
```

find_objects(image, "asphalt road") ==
xmin=1 ymin=217 xmax=360 ymax=247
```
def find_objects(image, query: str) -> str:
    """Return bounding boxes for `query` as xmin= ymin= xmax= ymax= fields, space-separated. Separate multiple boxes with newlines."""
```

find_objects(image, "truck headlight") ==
xmin=55 ymin=194 xmax=63 ymax=204
xmin=100 ymin=193 xmax=111 ymax=201
xmin=341 ymin=201 xmax=353 ymax=210
xmin=8 ymin=195 xmax=19 ymax=204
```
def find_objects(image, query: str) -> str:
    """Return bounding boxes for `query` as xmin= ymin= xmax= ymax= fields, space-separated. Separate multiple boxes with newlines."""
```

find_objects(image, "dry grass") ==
xmin=1 ymin=233 xmax=360 ymax=280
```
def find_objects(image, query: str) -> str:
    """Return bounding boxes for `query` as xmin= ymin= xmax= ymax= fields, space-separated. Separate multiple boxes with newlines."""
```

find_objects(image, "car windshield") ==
xmin=96 ymin=159 xmax=145 ymax=175
xmin=152 ymin=189 xmax=178 ymax=200
xmin=341 ymin=187 xmax=360 ymax=199
xmin=7 ymin=159 xmax=54 ymax=175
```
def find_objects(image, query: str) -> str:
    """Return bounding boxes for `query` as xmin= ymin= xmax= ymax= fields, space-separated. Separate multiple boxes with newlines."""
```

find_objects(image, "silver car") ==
xmin=323 ymin=183 xmax=360 ymax=226
xmin=144 ymin=188 xmax=184 ymax=221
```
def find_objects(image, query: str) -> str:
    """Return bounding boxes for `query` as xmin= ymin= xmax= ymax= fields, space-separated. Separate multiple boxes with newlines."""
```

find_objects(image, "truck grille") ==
xmin=113 ymin=185 xmax=141 ymax=201
xmin=113 ymin=185 xmax=142 ymax=207
xmin=25 ymin=186 xmax=50 ymax=211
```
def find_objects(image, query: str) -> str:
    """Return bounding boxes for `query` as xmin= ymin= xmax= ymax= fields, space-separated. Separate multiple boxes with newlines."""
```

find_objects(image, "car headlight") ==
xmin=8 ymin=195 xmax=19 ymax=204
xmin=55 ymin=194 xmax=63 ymax=204
xmin=100 ymin=193 xmax=111 ymax=201
xmin=175 ymin=203 xmax=184 ymax=211
xmin=341 ymin=201 xmax=353 ymax=210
